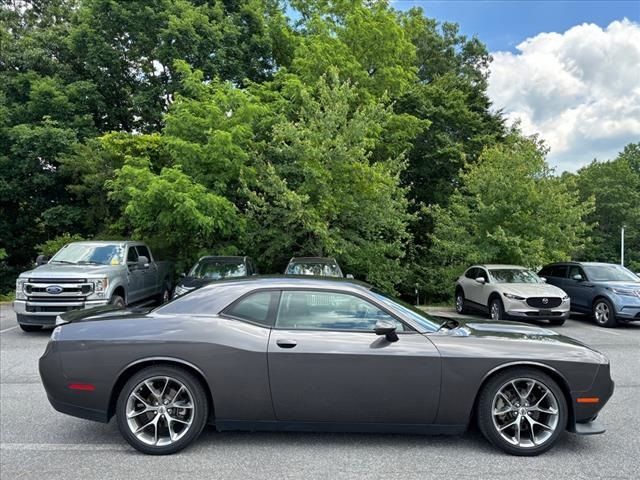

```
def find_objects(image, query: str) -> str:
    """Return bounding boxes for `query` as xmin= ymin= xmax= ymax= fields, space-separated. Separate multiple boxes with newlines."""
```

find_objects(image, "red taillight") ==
xmin=68 ymin=383 xmax=96 ymax=391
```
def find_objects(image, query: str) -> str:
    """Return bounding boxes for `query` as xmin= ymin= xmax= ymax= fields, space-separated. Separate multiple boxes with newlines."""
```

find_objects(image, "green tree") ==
xmin=575 ymin=144 xmax=640 ymax=271
xmin=425 ymin=134 xmax=593 ymax=300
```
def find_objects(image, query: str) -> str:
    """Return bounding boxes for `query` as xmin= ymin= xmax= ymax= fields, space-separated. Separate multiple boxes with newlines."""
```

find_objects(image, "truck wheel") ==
xmin=157 ymin=281 xmax=171 ymax=305
xmin=19 ymin=324 xmax=42 ymax=332
xmin=110 ymin=294 xmax=125 ymax=309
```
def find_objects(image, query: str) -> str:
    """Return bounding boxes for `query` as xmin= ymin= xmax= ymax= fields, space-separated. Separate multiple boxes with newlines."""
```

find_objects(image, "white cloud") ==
xmin=488 ymin=19 xmax=640 ymax=172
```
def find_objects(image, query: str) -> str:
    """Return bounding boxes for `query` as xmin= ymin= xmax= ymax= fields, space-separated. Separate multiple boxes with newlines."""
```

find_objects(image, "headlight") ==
xmin=92 ymin=277 xmax=109 ymax=292
xmin=173 ymin=285 xmax=193 ymax=297
xmin=15 ymin=279 xmax=26 ymax=300
xmin=503 ymin=292 xmax=526 ymax=300
xmin=610 ymin=287 xmax=640 ymax=297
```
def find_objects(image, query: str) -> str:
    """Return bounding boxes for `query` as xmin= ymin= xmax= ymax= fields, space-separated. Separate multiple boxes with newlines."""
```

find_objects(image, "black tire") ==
xmin=548 ymin=318 xmax=566 ymax=326
xmin=489 ymin=296 xmax=504 ymax=321
xmin=157 ymin=281 xmax=171 ymax=305
xmin=477 ymin=368 xmax=567 ymax=456
xmin=593 ymin=298 xmax=618 ymax=328
xmin=455 ymin=289 xmax=469 ymax=314
xmin=116 ymin=365 xmax=209 ymax=455
xmin=19 ymin=324 xmax=42 ymax=332
xmin=110 ymin=294 xmax=125 ymax=309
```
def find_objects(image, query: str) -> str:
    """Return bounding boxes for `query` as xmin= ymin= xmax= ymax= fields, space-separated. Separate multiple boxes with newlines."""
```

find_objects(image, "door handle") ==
xmin=276 ymin=339 xmax=297 ymax=349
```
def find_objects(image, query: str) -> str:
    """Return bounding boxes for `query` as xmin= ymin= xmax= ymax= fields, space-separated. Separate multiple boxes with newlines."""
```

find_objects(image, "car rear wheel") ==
xmin=455 ymin=290 xmax=468 ymax=314
xmin=116 ymin=366 xmax=208 ymax=455
xmin=593 ymin=298 xmax=617 ymax=328
xmin=490 ymin=297 xmax=504 ymax=321
xmin=477 ymin=368 xmax=567 ymax=456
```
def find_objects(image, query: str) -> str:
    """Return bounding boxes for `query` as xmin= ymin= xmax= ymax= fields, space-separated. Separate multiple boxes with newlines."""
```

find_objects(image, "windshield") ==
xmin=370 ymin=290 xmax=439 ymax=332
xmin=285 ymin=262 xmax=342 ymax=277
xmin=584 ymin=265 xmax=639 ymax=282
xmin=489 ymin=269 xmax=542 ymax=284
xmin=189 ymin=260 xmax=246 ymax=280
xmin=50 ymin=243 xmax=125 ymax=265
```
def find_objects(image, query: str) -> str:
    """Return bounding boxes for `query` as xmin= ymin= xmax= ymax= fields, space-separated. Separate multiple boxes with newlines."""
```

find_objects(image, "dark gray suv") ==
xmin=539 ymin=262 xmax=640 ymax=327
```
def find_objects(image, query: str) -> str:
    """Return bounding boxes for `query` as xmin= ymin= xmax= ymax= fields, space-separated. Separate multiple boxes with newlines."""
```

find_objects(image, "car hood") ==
xmin=177 ymin=277 xmax=213 ymax=289
xmin=497 ymin=283 xmax=566 ymax=297
xmin=19 ymin=263 xmax=117 ymax=278
xmin=593 ymin=281 xmax=640 ymax=289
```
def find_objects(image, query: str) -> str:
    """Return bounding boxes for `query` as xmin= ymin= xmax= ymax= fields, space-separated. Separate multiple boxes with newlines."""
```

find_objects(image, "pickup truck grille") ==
xmin=23 ymin=279 xmax=93 ymax=298
xmin=526 ymin=297 xmax=562 ymax=308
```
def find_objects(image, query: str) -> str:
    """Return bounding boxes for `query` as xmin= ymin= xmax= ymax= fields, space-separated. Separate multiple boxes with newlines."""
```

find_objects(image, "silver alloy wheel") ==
xmin=492 ymin=378 xmax=559 ymax=448
xmin=126 ymin=376 xmax=195 ymax=446
xmin=491 ymin=301 xmax=500 ymax=320
xmin=456 ymin=295 xmax=464 ymax=313
xmin=162 ymin=288 xmax=170 ymax=303
xmin=594 ymin=301 xmax=610 ymax=324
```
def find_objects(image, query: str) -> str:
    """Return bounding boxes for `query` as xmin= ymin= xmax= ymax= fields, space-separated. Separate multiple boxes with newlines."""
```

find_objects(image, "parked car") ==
xmin=13 ymin=241 xmax=173 ymax=332
xmin=539 ymin=262 xmax=640 ymax=327
xmin=284 ymin=257 xmax=344 ymax=277
xmin=455 ymin=264 xmax=570 ymax=325
xmin=40 ymin=276 xmax=612 ymax=456
xmin=173 ymin=256 xmax=257 ymax=298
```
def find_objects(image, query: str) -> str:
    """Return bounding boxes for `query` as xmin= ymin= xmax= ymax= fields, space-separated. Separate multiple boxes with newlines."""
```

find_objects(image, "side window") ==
xmin=276 ymin=291 xmax=408 ymax=332
xmin=465 ymin=268 xmax=478 ymax=279
xmin=477 ymin=268 xmax=489 ymax=282
xmin=136 ymin=245 xmax=151 ymax=261
xmin=127 ymin=247 xmax=138 ymax=263
xmin=568 ymin=266 xmax=585 ymax=280
xmin=223 ymin=291 xmax=278 ymax=327
xmin=550 ymin=265 xmax=568 ymax=278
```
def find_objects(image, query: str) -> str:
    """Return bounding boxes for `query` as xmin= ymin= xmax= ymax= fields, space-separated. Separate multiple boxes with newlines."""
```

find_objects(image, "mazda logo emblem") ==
xmin=542 ymin=298 xmax=549 ymax=305
xmin=46 ymin=285 xmax=64 ymax=295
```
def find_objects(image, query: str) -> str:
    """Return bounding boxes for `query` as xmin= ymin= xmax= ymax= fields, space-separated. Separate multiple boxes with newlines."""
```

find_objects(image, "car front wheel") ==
xmin=477 ymin=368 xmax=567 ymax=456
xmin=455 ymin=290 xmax=468 ymax=314
xmin=593 ymin=298 xmax=617 ymax=328
xmin=490 ymin=297 xmax=504 ymax=321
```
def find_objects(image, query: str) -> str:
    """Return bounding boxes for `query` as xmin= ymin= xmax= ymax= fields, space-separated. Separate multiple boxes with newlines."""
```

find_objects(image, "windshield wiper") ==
xmin=438 ymin=319 xmax=460 ymax=331
xmin=76 ymin=261 xmax=104 ymax=265
xmin=50 ymin=260 xmax=76 ymax=265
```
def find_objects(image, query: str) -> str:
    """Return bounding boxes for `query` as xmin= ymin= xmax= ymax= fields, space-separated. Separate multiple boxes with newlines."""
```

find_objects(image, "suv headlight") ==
xmin=15 ymin=279 xmax=26 ymax=300
xmin=503 ymin=292 xmax=525 ymax=300
xmin=610 ymin=287 xmax=640 ymax=297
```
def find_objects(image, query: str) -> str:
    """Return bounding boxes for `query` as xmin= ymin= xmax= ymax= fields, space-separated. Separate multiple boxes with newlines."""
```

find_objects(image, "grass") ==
xmin=0 ymin=291 xmax=15 ymax=302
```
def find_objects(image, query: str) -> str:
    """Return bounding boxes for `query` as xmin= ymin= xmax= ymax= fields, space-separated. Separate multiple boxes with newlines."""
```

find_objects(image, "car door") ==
xmin=465 ymin=268 xmax=491 ymax=308
xmin=267 ymin=289 xmax=441 ymax=425
xmin=461 ymin=268 xmax=480 ymax=306
xmin=125 ymin=246 xmax=145 ymax=303
xmin=135 ymin=245 xmax=156 ymax=300
xmin=564 ymin=265 xmax=594 ymax=312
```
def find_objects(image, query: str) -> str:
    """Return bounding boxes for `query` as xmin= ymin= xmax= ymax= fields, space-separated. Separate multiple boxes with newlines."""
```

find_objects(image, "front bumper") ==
xmin=14 ymin=299 xmax=110 ymax=326
xmin=568 ymin=364 xmax=615 ymax=435
xmin=502 ymin=296 xmax=570 ymax=321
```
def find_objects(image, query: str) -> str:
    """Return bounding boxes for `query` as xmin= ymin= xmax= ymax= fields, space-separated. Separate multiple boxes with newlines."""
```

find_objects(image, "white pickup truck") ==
xmin=13 ymin=241 xmax=173 ymax=332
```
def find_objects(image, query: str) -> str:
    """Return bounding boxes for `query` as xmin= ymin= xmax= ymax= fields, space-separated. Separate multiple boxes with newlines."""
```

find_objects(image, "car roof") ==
xmin=472 ymin=264 xmax=527 ymax=270
xmin=197 ymin=256 xmax=248 ymax=263
xmin=288 ymin=257 xmax=338 ymax=263
xmin=543 ymin=261 xmax=619 ymax=267
xmin=201 ymin=275 xmax=370 ymax=291
xmin=68 ymin=240 xmax=141 ymax=246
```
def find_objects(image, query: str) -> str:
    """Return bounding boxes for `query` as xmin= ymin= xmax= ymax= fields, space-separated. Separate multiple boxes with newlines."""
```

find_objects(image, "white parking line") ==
xmin=0 ymin=442 xmax=128 ymax=452
xmin=0 ymin=325 xmax=18 ymax=334
xmin=586 ymin=326 xmax=621 ymax=336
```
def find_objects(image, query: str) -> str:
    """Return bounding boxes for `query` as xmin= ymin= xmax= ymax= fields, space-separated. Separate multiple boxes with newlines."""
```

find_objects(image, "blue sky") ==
xmin=393 ymin=1 xmax=640 ymax=52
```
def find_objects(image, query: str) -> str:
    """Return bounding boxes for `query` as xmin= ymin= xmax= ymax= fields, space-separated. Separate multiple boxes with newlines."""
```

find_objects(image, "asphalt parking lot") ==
xmin=1 ymin=303 xmax=639 ymax=480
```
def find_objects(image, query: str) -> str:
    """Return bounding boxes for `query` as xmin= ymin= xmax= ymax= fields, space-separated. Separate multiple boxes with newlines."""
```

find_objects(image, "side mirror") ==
xmin=345 ymin=273 xmax=354 ymax=279
xmin=572 ymin=274 xmax=583 ymax=281
xmin=137 ymin=256 xmax=150 ymax=268
xmin=374 ymin=320 xmax=399 ymax=343
xmin=475 ymin=277 xmax=486 ymax=284
xmin=180 ymin=272 xmax=186 ymax=278
xmin=539 ymin=276 xmax=547 ymax=283
xmin=35 ymin=255 xmax=49 ymax=266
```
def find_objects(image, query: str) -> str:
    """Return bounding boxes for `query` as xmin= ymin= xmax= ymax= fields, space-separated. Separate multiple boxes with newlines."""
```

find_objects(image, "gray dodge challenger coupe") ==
xmin=39 ymin=277 xmax=614 ymax=456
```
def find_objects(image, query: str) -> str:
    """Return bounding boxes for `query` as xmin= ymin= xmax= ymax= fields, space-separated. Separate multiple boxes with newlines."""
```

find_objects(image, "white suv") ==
xmin=455 ymin=264 xmax=570 ymax=325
